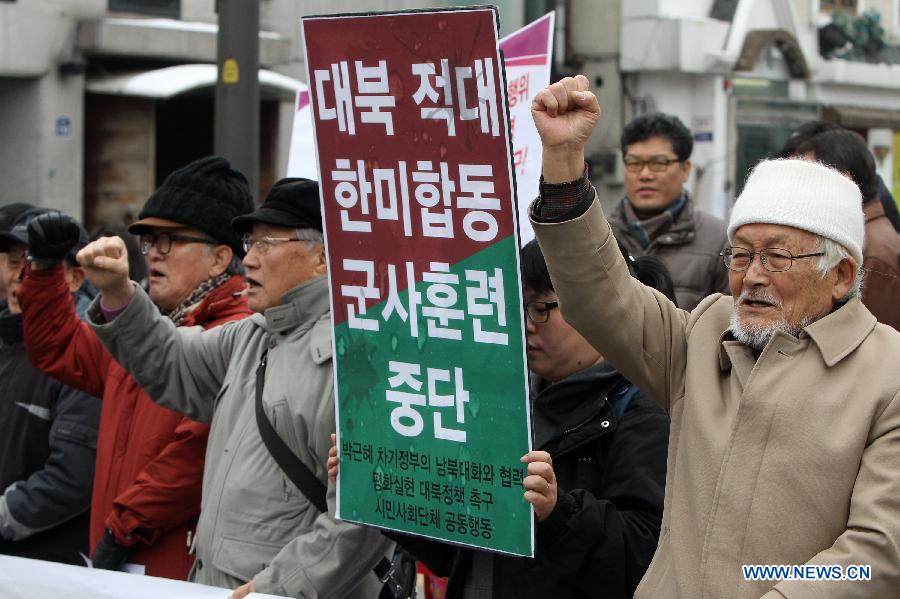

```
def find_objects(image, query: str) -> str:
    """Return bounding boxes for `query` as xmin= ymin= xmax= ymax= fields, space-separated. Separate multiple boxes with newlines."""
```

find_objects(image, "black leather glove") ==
xmin=26 ymin=210 xmax=81 ymax=265
xmin=91 ymin=528 xmax=130 ymax=571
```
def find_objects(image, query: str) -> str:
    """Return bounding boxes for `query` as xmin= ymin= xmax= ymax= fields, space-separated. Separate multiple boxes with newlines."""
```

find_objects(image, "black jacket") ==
xmin=0 ymin=309 xmax=101 ymax=565
xmin=397 ymin=362 xmax=669 ymax=599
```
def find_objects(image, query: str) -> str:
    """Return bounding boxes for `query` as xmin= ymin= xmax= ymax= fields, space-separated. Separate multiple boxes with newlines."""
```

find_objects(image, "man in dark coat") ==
xmin=0 ymin=208 xmax=101 ymax=565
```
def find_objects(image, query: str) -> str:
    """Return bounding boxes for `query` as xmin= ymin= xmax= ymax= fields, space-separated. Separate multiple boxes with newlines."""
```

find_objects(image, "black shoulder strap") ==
xmin=255 ymin=349 xmax=328 ymax=514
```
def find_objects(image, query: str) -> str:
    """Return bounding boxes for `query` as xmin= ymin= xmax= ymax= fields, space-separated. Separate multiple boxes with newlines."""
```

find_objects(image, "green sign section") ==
xmin=335 ymin=236 xmax=531 ymax=556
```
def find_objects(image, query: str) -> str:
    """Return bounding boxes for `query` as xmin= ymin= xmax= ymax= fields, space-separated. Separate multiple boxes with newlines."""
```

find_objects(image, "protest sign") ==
xmin=302 ymin=6 xmax=533 ymax=557
xmin=500 ymin=12 xmax=554 ymax=245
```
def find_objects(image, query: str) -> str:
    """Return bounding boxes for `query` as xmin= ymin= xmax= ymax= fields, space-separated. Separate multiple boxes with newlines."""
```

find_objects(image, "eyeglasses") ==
xmin=720 ymin=247 xmax=825 ymax=273
xmin=524 ymin=300 xmax=559 ymax=324
xmin=623 ymin=155 xmax=681 ymax=173
xmin=139 ymin=232 xmax=216 ymax=256
xmin=241 ymin=233 xmax=302 ymax=255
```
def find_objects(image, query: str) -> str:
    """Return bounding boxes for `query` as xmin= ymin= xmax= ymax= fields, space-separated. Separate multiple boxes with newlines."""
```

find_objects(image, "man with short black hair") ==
xmin=779 ymin=120 xmax=900 ymax=232
xmin=610 ymin=113 xmax=728 ymax=309
xmin=77 ymin=178 xmax=393 ymax=598
xmin=17 ymin=156 xmax=253 ymax=579
xmin=791 ymin=128 xmax=900 ymax=330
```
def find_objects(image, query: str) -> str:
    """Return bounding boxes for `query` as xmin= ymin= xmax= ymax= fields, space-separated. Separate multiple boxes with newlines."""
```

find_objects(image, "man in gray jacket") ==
xmin=75 ymin=178 xmax=393 ymax=598
xmin=610 ymin=113 xmax=729 ymax=309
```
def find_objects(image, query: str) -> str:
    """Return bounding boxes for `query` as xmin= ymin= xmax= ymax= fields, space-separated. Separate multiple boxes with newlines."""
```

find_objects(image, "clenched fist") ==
xmin=531 ymin=74 xmax=601 ymax=183
xmin=76 ymin=236 xmax=134 ymax=309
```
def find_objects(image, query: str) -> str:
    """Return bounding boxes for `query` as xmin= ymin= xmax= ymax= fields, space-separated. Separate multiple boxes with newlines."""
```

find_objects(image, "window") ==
xmin=108 ymin=0 xmax=180 ymax=18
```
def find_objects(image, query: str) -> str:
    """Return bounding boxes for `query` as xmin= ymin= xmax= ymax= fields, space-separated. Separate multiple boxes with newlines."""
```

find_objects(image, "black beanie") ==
xmin=129 ymin=156 xmax=254 ymax=256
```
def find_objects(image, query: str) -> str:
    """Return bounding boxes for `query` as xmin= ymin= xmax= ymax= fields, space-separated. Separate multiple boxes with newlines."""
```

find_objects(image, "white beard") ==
xmin=728 ymin=291 xmax=815 ymax=352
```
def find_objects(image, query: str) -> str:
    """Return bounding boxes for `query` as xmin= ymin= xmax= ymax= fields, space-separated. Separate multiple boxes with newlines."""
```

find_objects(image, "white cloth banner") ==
xmin=287 ymin=12 xmax=554 ymax=244
xmin=286 ymin=85 xmax=315 ymax=180
xmin=499 ymin=12 xmax=554 ymax=245
xmin=0 ymin=555 xmax=287 ymax=599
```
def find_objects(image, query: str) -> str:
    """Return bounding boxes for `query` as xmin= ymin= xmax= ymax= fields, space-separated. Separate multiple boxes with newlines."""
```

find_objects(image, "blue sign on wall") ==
xmin=55 ymin=117 xmax=72 ymax=138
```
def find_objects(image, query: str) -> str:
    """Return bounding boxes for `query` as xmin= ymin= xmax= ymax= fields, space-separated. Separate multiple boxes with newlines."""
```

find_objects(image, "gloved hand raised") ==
xmin=27 ymin=210 xmax=82 ymax=265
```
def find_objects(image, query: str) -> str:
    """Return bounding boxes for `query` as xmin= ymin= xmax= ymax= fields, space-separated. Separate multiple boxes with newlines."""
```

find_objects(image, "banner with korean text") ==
xmin=288 ymin=12 xmax=555 ymax=211
xmin=302 ymin=7 xmax=533 ymax=556
xmin=500 ymin=12 xmax=554 ymax=245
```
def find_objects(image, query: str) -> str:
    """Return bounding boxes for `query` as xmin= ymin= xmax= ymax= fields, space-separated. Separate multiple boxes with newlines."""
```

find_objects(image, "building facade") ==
xmin=0 ymin=0 xmax=525 ymax=228
xmin=562 ymin=0 xmax=900 ymax=217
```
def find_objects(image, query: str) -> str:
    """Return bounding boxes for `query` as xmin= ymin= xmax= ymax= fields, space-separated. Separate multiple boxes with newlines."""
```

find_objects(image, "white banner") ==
xmin=499 ymin=12 xmax=554 ymax=245
xmin=0 ymin=555 xmax=287 ymax=599
xmin=286 ymin=86 xmax=315 ymax=180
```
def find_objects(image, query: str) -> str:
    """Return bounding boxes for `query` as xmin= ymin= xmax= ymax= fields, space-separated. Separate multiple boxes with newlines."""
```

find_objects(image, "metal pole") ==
xmin=214 ymin=0 xmax=260 ymax=200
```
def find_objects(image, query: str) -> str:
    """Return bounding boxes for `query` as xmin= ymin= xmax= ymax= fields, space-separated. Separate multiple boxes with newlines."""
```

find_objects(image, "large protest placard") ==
xmin=302 ymin=7 xmax=533 ymax=557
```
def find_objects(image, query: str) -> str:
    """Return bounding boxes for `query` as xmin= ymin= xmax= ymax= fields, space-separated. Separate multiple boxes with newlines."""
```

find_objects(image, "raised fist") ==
xmin=530 ymin=75 xmax=602 ymax=183
xmin=27 ymin=211 xmax=82 ymax=265
xmin=531 ymin=74 xmax=601 ymax=150
xmin=76 ymin=236 xmax=134 ymax=309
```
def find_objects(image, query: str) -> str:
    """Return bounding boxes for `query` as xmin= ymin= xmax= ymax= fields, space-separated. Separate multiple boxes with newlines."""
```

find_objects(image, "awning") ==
xmin=86 ymin=64 xmax=306 ymax=102
xmin=822 ymin=104 xmax=900 ymax=129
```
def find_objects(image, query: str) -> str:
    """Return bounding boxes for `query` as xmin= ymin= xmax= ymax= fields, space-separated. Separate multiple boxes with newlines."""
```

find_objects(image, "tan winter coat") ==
xmin=88 ymin=277 xmax=392 ymax=598
xmin=532 ymin=198 xmax=900 ymax=598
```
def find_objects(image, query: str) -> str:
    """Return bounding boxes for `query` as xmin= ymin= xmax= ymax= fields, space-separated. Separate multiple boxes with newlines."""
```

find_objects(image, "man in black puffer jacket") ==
xmin=0 ymin=208 xmax=101 ymax=565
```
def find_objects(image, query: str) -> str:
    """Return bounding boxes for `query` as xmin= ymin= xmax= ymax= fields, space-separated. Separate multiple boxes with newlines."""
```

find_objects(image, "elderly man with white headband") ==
xmin=525 ymin=75 xmax=900 ymax=598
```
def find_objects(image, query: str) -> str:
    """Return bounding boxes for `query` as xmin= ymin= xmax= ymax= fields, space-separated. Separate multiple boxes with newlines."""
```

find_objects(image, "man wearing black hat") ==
xmin=77 ymin=178 xmax=394 ymax=598
xmin=0 ymin=208 xmax=101 ymax=565
xmin=0 ymin=203 xmax=38 ymax=303
xmin=16 ymin=157 xmax=254 ymax=580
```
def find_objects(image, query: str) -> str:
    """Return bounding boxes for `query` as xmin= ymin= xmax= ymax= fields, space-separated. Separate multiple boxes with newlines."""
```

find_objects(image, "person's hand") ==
xmin=27 ymin=211 xmax=81 ymax=266
xmin=531 ymin=75 xmax=601 ymax=183
xmin=91 ymin=528 xmax=130 ymax=571
xmin=531 ymin=75 xmax=600 ymax=149
xmin=521 ymin=451 xmax=558 ymax=522
xmin=327 ymin=433 xmax=339 ymax=483
xmin=230 ymin=580 xmax=254 ymax=599
xmin=76 ymin=236 xmax=134 ymax=309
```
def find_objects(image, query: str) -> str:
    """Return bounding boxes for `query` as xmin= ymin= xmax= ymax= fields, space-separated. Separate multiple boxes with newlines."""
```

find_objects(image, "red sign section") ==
xmin=302 ymin=8 xmax=517 ymax=327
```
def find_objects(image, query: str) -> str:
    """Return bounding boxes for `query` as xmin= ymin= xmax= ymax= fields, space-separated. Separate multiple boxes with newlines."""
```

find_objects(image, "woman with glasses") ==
xmin=327 ymin=239 xmax=673 ymax=599
xmin=503 ymin=238 xmax=672 ymax=599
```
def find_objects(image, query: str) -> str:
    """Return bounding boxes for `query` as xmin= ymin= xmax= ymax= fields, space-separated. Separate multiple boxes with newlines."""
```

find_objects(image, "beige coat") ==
xmin=532 ymin=198 xmax=900 ymax=598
